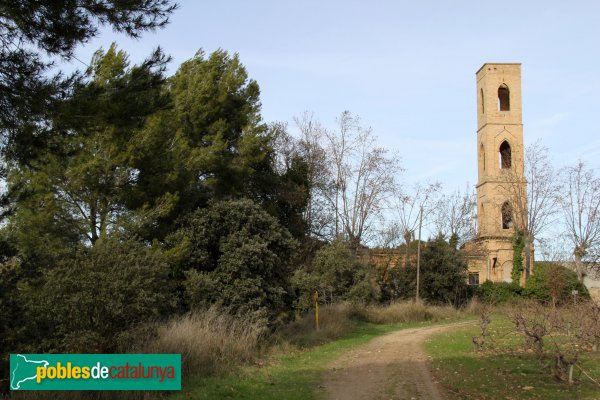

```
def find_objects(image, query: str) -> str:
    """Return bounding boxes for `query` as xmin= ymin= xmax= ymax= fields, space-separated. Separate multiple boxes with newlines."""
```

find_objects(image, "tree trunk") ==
xmin=90 ymin=201 xmax=98 ymax=245
xmin=404 ymin=230 xmax=411 ymax=268
xmin=524 ymin=233 xmax=531 ymax=280
xmin=574 ymin=253 xmax=585 ymax=283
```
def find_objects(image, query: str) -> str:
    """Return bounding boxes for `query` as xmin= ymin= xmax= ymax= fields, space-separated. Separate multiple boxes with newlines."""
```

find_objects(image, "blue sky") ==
xmin=69 ymin=0 xmax=600 ymax=193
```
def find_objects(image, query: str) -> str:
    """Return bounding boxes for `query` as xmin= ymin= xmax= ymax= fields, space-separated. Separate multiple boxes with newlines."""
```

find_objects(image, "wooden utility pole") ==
xmin=416 ymin=205 xmax=423 ymax=303
xmin=314 ymin=290 xmax=319 ymax=330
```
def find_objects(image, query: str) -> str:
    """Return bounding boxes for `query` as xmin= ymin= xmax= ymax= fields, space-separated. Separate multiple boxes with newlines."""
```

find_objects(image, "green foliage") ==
xmin=0 ymin=235 xmax=26 ymax=392
xmin=131 ymin=49 xmax=309 ymax=240
xmin=0 ymin=0 xmax=177 ymax=164
xmin=21 ymin=237 xmax=176 ymax=353
xmin=475 ymin=281 xmax=523 ymax=304
xmin=475 ymin=263 xmax=589 ymax=306
xmin=378 ymin=238 xmax=469 ymax=305
xmin=168 ymin=199 xmax=297 ymax=322
xmin=524 ymin=262 xmax=590 ymax=305
xmin=512 ymin=230 xmax=525 ymax=283
xmin=6 ymin=44 xmax=172 ymax=248
xmin=380 ymin=263 xmax=417 ymax=302
xmin=291 ymin=238 xmax=379 ymax=310
xmin=419 ymin=236 xmax=470 ymax=306
xmin=167 ymin=49 xmax=268 ymax=200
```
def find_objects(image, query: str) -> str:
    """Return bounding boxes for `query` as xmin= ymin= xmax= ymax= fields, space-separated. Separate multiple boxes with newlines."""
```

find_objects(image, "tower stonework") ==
xmin=465 ymin=63 xmax=529 ymax=286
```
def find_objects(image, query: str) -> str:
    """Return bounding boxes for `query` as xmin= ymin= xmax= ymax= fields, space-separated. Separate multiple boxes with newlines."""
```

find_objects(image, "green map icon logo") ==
xmin=10 ymin=354 xmax=49 ymax=390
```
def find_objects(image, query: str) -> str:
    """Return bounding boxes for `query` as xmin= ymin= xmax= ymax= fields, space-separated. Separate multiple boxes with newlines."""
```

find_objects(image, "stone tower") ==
xmin=465 ymin=63 xmax=529 ymax=286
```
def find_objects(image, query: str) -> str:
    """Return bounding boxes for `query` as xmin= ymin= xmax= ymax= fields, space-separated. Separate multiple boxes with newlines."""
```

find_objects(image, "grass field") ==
xmin=425 ymin=315 xmax=600 ymax=400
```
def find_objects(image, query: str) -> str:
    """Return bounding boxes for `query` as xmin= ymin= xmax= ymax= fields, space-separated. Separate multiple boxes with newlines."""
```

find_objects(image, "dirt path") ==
xmin=321 ymin=321 xmax=473 ymax=400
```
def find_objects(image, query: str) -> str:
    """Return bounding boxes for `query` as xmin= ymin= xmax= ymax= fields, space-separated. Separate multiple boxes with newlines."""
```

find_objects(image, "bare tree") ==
xmin=499 ymin=141 xmax=560 ymax=279
xmin=558 ymin=160 xmax=600 ymax=282
xmin=525 ymin=142 xmax=561 ymax=242
xmin=293 ymin=112 xmax=335 ymax=240
xmin=433 ymin=184 xmax=476 ymax=248
xmin=537 ymin=234 xmax=573 ymax=263
xmin=395 ymin=182 xmax=441 ymax=266
xmin=371 ymin=220 xmax=403 ymax=294
xmin=324 ymin=111 xmax=401 ymax=252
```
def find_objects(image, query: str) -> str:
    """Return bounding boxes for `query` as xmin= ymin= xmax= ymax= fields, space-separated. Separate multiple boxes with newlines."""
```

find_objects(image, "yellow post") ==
xmin=314 ymin=290 xmax=319 ymax=330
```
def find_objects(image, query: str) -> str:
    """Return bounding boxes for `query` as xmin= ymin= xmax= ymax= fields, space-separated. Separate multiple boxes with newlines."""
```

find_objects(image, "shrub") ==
xmin=291 ymin=238 xmax=379 ymax=309
xmin=524 ymin=262 xmax=590 ymax=306
xmin=168 ymin=199 xmax=297 ymax=322
xmin=476 ymin=281 xmax=522 ymax=304
xmin=22 ymin=237 xmax=177 ymax=353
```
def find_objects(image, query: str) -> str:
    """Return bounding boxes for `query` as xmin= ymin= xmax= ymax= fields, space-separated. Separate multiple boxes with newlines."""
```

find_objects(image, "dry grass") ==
xmin=277 ymin=300 xmax=472 ymax=347
xmin=146 ymin=307 xmax=267 ymax=376
xmin=462 ymin=296 xmax=489 ymax=315
xmin=356 ymin=301 xmax=462 ymax=324
xmin=277 ymin=303 xmax=358 ymax=346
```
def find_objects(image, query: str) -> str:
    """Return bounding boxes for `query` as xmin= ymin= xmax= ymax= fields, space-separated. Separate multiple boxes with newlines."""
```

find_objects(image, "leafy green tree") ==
xmin=291 ymin=238 xmax=379 ymax=309
xmin=380 ymin=263 xmax=417 ymax=302
xmin=267 ymin=122 xmax=312 ymax=240
xmin=21 ymin=237 xmax=176 ymax=353
xmin=0 ymin=0 xmax=177 ymax=164
xmin=419 ymin=236 xmax=469 ymax=306
xmin=167 ymin=199 xmax=297 ymax=322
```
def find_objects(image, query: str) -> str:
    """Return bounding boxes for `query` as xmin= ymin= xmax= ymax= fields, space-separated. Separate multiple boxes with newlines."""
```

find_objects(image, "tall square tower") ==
xmin=465 ymin=63 xmax=529 ymax=285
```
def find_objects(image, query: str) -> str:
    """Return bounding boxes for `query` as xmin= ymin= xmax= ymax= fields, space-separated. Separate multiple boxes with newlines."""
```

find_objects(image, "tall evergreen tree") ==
xmin=136 ymin=50 xmax=309 ymax=240
xmin=0 ymin=0 xmax=177 ymax=165
xmin=7 ymin=44 xmax=171 ymax=249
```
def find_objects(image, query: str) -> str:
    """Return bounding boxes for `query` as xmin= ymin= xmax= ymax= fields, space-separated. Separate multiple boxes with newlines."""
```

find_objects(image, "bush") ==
xmin=168 ymin=199 xmax=297 ymax=322
xmin=22 ymin=237 xmax=177 ymax=353
xmin=524 ymin=262 xmax=590 ymax=306
xmin=476 ymin=281 xmax=522 ymax=304
xmin=291 ymin=238 xmax=379 ymax=309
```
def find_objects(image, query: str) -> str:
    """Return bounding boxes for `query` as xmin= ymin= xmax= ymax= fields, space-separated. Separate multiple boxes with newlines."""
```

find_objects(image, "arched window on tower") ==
xmin=480 ymin=88 xmax=485 ymax=114
xmin=498 ymin=84 xmax=510 ymax=111
xmin=501 ymin=202 xmax=513 ymax=229
xmin=499 ymin=141 xmax=511 ymax=169
xmin=480 ymin=143 xmax=485 ymax=171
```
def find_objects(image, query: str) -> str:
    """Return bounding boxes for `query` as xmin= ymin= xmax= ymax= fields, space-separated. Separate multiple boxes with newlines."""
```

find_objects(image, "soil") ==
xmin=321 ymin=321 xmax=472 ymax=400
